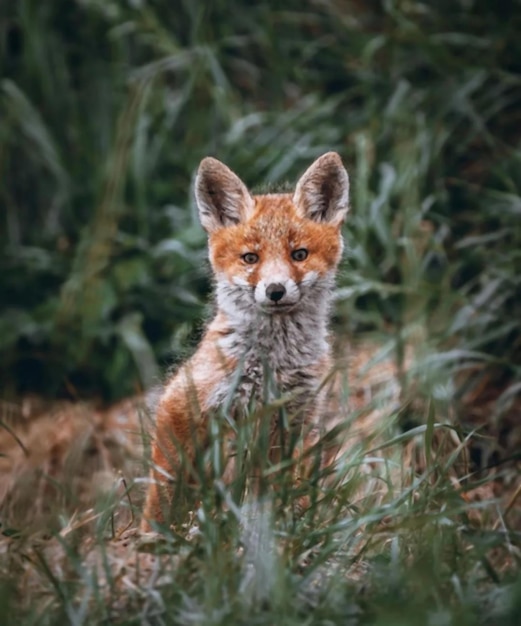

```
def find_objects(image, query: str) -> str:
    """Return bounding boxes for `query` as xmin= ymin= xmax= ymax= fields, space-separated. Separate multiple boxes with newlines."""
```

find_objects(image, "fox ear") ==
xmin=293 ymin=152 xmax=349 ymax=225
xmin=195 ymin=157 xmax=254 ymax=233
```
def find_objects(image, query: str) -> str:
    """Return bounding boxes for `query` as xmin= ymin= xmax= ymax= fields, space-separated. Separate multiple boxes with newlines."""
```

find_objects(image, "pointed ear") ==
xmin=195 ymin=157 xmax=255 ymax=233
xmin=293 ymin=152 xmax=349 ymax=225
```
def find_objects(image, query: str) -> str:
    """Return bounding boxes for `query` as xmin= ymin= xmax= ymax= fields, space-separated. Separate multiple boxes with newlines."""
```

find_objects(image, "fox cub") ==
xmin=141 ymin=152 xmax=349 ymax=530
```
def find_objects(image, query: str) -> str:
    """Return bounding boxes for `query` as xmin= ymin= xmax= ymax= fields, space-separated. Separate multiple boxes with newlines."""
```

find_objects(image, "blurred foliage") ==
xmin=1 ymin=3 xmax=521 ymax=622
xmin=0 ymin=0 xmax=520 ymax=411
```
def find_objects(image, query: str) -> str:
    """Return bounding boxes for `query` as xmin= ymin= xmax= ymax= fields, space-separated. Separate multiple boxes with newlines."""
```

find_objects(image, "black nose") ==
xmin=266 ymin=283 xmax=286 ymax=302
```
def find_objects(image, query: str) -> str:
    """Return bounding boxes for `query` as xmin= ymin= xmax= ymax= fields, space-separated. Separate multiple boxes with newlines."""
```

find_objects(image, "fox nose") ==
xmin=266 ymin=283 xmax=286 ymax=302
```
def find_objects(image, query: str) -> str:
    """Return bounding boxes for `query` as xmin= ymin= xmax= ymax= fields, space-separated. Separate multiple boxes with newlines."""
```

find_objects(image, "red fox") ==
xmin=141 ymin=152 xmax=349 ymax=530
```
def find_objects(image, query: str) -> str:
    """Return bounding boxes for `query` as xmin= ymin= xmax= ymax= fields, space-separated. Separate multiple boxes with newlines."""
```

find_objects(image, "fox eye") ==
xmin=242 ymin=252 xmax=259 ymax=264
xmin=291 ymin=248 xmax=308 ymax=261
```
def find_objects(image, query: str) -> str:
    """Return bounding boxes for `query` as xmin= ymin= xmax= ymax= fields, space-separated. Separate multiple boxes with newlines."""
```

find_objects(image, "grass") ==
xmin=1 ymin=0 xmax=520 ymax=623
xmin=1 ymin=343 xmax=520 ymax=624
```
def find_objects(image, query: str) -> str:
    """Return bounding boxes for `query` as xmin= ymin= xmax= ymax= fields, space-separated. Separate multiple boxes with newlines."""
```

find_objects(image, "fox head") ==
xmin=195 ymin=153 xmax=349 ymax=319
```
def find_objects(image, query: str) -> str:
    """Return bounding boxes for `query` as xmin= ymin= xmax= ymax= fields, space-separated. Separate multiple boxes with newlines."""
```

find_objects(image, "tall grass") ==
xmin=2 ymin=391 xmax=519 ymax=624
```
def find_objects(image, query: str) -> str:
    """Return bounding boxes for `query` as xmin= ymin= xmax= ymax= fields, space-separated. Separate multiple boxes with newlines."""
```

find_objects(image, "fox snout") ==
xmin=254 ymin=271 xmax=302 ymax=312
xmin=265 ymin=283 xmax=286 ymax=302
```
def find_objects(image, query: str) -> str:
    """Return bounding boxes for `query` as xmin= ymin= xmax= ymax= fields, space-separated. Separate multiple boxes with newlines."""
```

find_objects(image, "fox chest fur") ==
xmin=142 ymin=152 xmax=350 ymax=530
xmin=206 ymin=304 xmax=332 ymax=417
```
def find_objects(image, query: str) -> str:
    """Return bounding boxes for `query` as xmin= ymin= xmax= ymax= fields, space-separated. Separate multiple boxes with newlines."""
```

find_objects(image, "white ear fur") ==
xmin=292 ymin=152 xmax=349 ymax=225
xmin=195 ymin=157 xmax=255 ymax=233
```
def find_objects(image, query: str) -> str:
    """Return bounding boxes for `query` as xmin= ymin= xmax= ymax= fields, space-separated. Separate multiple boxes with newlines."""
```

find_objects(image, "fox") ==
xmin=141 ymin=152 xmax=350 ymax=530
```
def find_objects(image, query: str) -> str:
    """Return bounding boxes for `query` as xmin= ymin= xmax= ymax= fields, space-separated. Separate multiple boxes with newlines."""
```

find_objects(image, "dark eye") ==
xmin=242 ymin=252 xmax=259 ymax=264
xmin=291 ymin=248 xmax=308 ymax=261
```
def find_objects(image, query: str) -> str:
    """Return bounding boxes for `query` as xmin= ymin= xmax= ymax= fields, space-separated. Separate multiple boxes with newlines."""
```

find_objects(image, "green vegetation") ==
xmin=1 ymin=0 xmax=520 ymax=623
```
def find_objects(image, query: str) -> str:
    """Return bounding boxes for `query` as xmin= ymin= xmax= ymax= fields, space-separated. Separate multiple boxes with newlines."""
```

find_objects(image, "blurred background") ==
xmin=1 ymin=0 xmax=520 ymax=461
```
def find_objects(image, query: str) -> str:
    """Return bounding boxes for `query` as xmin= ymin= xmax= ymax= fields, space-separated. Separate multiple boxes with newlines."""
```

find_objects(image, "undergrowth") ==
xmin=1 ymin=393 xmax=520 ymax=625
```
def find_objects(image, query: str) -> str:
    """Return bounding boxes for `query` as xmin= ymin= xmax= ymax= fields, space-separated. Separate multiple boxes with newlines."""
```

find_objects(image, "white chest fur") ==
xmin=207 ymin=300 xmax=332 ymax=417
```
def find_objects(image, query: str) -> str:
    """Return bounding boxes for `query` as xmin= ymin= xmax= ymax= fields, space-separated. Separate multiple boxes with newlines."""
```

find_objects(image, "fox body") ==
xmin=142 ymin=152 xmax=349 ymax=529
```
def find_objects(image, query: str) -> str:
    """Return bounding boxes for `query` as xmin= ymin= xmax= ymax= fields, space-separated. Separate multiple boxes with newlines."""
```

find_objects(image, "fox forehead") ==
xmin=248 ymin=194 xmax=305 ymax=241
xmin=210 ymin=193 xmax=341 ymax=251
